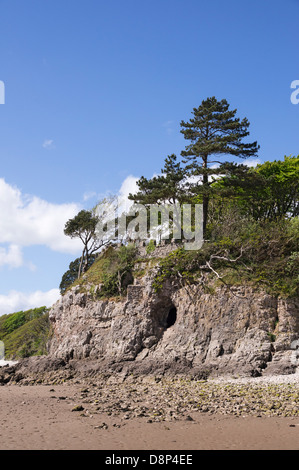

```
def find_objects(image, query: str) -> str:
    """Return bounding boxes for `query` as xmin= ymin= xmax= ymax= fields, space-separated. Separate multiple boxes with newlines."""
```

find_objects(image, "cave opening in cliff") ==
xmin=166 ymin=306 xmax=177 ymax=328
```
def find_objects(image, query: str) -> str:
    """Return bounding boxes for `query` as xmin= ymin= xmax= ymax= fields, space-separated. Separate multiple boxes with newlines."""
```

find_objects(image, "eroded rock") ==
xmin=46 ymin=272 xmax=299 ymax=378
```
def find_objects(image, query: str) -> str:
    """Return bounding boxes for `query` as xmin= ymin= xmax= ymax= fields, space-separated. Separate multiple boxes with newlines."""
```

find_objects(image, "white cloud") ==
xmin=119 ymin=175 xmax=138 ymax=198
xmin=94 ymin=175 xmax=139 ymax=235
xmin=245 ymin=158 xmax=261 ymax=168
xmin=42 ymin=139 xmax=54 ymax=149
xmin=210 ymin=158 xmax=261 ymax=169
xmin=0 ymin=244 xmax=37 ymax=271
xmin=117 ymin=175 xmax=139 ymax=213
xmin=0 ymin=178 xmax=82 ymax=254
xmin=0 ymin=244 xmax=23 ymax=268
xmin=0 ymin=288 xmax=60 ymax=316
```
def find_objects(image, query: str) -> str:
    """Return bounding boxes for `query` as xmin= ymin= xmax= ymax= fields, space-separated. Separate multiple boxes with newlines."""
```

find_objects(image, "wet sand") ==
xmin=0 ymin=384 xmax=299 ymax=450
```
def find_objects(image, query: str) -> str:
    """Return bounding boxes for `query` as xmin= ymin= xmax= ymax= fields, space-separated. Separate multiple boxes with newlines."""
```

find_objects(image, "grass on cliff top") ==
xmin=68 ymin=243 xmax=140 ymax=299
xmin=78 ymin=246 xmax=119 ymax=286
xmin=0 ymin=307 xmax=50 ymax=359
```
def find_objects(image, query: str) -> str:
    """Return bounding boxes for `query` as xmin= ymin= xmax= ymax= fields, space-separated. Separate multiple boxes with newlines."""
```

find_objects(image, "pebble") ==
xmin=94 ymin=422 xmax=108 ymax=429
xmin=66 ymin=374 xmax=299 ymax=421
xmin=72 ymin=405 xmax=84 ymax=412
xmin=7 ymin=364 xmax=299 ymax=421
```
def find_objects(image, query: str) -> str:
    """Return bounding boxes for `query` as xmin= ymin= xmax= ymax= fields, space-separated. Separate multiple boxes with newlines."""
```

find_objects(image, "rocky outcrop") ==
xmin=47 ymin=270 xmax=299 ymax=378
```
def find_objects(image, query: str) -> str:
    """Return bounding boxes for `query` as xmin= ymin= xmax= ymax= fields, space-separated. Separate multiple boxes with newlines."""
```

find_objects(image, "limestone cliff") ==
xmin=48 ymin=266 xmax=299 ymax=378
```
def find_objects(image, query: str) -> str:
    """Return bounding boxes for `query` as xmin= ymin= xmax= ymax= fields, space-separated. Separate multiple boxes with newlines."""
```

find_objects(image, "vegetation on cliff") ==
xmin=150 ymin=154 xmax=299 ymax=297
xmin=63 ymin=244 xmax=138 ymax=299
xmin=0 ymin=307 xmax=50 ymax=359
xmin=152 ymin=216 xmax=299 ymax=297
xmin=60 ymin=158 xmax=299 ymax=299
xmin=61 ymin=97 xmax=298 ymax=299
xmin=59 ymin=254 xmax=97 ymax=294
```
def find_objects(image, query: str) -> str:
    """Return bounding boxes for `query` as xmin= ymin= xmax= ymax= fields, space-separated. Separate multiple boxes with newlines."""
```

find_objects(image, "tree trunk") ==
xmin=117 ymin=270 xmax=122 ymax=295
xmin=83 ymin=249 xmax=89 ymax=274
xmin=78 ymin=247 xmax=86 ymax=279
xmin=78 ymin=253 xmax=84 ymax=279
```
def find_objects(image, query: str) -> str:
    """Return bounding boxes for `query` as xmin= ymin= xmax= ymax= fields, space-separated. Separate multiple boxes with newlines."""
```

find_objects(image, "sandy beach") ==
xmin=0 ymin=381 xmax=299 ymax=451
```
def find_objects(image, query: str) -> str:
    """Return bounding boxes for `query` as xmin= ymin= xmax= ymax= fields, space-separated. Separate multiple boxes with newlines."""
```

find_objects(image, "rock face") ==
xmin=48 ymin=271 xmax=299 ymax=378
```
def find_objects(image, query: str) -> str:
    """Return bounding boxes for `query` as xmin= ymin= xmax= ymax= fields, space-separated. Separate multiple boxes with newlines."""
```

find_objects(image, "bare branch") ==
xmin=197 ymin=248 xmax=248 ymax=298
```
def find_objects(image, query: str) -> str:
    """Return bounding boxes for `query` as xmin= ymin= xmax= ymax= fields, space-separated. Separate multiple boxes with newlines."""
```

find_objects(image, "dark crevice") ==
xmin=166 ymin=306 xmax=177 ymax=328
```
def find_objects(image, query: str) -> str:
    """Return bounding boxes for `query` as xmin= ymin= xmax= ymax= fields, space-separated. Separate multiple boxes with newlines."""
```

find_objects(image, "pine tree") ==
xmin=128 ymin=154 xmax=188 ymax=240
xmin=129 ymin=154 xmax=187 ymax=205
xmin=180 ymin=96 xmax=260 ymax=236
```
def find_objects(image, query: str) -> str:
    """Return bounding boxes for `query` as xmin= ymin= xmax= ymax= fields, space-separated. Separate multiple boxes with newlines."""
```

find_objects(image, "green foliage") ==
xmin=60 ymin=255 xmax=96 ymax=294
xmin=217 ymin=155 xmax=299 ymax=221
xmin=180 ymin=97 xmax=260 ymax=162
xmin=100 ymin=244 xmax=137 ymax=298
xmin=117 ymin=243 xmax=137 ymax=267
xmin=153 ymin=215 xmax=299 ymax=298
xmin=129 ymin=154 xmax=187 ymax=206
xmin=64 ymin=209 xmax=101 ymax=278
xmin=255 ymin=156 xmax=299 ymax=219
xmin=129 ymin=97 xmax=261 ymax=238
xmin=3 ymin=314 xmax=50 ymax=359
xmin=0 ymin=307 xmax=50 ymax=359
xmin=71 ymin=244 xmax=138 ymax=299
xmin=60 ymin=99 xmax=298 ymax=303
xmin=286 ymin=252 xmax=299 ymax=280
xmin=152 ymin=248 xmax=200 ymax=292
xmin=64 ymin=209 xmax=99 ymax=240
xmin=2 ymin=311 xmax=26 ymax=335
xmin=288 ymin=217 xmax=299 ymax=239
xmin=180 ymin=96 xmax=260 ymax=234
xmin=146 ymin=239 xmax=156 ymax=254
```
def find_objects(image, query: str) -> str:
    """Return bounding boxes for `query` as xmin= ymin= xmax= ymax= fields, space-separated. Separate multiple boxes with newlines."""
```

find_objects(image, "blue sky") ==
xmin=0 ymin=0 xmax=298 ymax=314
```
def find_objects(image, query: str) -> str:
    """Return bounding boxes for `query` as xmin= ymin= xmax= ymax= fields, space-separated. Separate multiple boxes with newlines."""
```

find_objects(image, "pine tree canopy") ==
xmin=129 ymin=154 xmax=188 ymax=205
xmin=180 ymin=96 xmax=260 ymax=166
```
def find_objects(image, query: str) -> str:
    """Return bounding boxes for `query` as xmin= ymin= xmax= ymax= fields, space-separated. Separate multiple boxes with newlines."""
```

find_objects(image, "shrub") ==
xmin=146 ymin=240 xmax=156 ymax=255
xmin=153 ymin=217 xmax=299 ymax=297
